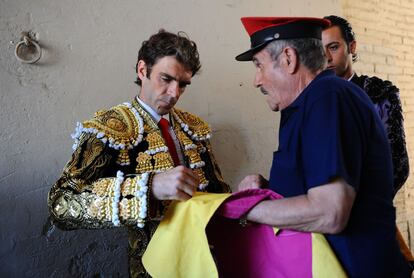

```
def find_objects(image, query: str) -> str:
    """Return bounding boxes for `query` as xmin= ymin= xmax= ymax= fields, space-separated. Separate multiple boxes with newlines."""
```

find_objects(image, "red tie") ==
xmin=158 ymin=118 xmax=180 ymax=166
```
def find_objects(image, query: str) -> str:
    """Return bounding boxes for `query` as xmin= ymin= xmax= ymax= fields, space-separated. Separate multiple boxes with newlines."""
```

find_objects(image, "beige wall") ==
xmin=0 ymin=0 xmax=341 ymax=276
xmin=342 ymin=0 xmax=414 ymax=250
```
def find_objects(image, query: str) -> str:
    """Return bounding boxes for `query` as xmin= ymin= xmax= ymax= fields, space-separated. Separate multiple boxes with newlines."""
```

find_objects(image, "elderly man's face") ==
xmin=252 ymin=49 xmax=293 ymax=112
xmin=322 ymin=26 xmax=355 ymax=79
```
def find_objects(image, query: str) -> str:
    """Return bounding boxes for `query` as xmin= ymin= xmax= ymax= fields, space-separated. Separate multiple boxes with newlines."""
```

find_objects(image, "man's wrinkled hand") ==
xmin=151 ymin=166 xmax=199 ymax=201
xmin=236 ymin=174 xmax=268 ymax=192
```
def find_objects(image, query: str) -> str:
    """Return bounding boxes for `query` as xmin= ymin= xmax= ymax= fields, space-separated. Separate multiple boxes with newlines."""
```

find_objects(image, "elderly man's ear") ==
xmin=282 ymin=47 xmax=298 ymax=74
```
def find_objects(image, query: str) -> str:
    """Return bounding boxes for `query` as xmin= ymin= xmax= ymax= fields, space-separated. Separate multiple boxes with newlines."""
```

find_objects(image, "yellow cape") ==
xmin=143 ymin=192 xmax=346 ymax=278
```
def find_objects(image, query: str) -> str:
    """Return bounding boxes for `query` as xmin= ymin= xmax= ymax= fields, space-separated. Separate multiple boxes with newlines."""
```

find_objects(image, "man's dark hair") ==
xmin=135 ymin=29 xmax=201 ymax=86
xmin=324 ymin=15 xmax=357 ymax=62
xmin=323 ymin=15 xmax=356 ymax=43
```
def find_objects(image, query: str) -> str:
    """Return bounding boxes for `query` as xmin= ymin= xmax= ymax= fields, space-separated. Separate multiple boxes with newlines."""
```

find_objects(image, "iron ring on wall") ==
xmin=15 ymin=36 xmax=42 ymax=64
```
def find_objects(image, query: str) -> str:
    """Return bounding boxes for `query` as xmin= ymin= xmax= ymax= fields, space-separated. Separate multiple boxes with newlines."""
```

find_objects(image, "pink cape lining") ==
xmin=206 ymin=189 xmax=313 ymax=278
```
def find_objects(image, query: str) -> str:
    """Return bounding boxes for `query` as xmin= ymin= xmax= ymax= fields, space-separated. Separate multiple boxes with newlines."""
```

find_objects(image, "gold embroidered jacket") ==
xmin=48 ymin=98 xmax=230 ymax=277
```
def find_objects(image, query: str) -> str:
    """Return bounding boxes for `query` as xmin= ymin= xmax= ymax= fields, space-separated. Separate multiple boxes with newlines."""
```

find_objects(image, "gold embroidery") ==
xmin=146 ymin=132 xmax=166 ymax=152
xmin=172 ymin=108 xmax=211 ymax=139
xmin=193 ymin=168 xmax=208 ymax=188
xmin=92 ymin=179 xmax=114 ymax=197
xmin=185 ymin=149 xmax=202 ymax=165
xmin=153 ymin=152 xmax=174 ymax=172
xmin=83 ymin=105 xmax=143 ymax=165
xmin=53 ymin=195 xmax=82 ymax=219
xmin=122 ymin=177 xmax=138 ymax=196
xmin=117 ymin=149 xmax=130 ymax=165
xmin=84 ymin=105 xmax=140 ymax=146
xmin=88 ymin=197 xmax=112 ymax=221
xmin=196 ymin=142 xmax=207 ymax=153
xmin=136 ymin=152 xmax=153 ymax=173
xmin=107 ymin=118 xmax=125 ymax=131
xmin=120 ymin=198 xmax=139 ymax=220
xmin=65 ymin=135 xmax=109 ymax=189
xmin=119 ymin=198 xmax=146 ymax=227
xmin=131 ymin=98 xmax=158 ymax=131
xmin=95 ymin=109 xmax=107 ymax=117
xmin=176 ymin=130 xmax=193 ymax=146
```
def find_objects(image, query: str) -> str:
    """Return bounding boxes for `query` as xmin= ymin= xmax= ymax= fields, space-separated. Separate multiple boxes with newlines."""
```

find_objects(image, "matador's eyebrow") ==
xmin=161 ymin=72 xmax=191 ymax=86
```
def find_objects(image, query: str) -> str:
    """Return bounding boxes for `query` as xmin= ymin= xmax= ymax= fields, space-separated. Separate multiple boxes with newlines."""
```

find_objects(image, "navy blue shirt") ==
xmin=269 ymin=70 xmax=409 ymax=277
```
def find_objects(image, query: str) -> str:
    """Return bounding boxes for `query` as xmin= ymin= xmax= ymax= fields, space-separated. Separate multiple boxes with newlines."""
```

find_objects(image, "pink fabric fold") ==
xmin=206 ymin=189 xmax=313 ymax=278
xmin=217 ymin=188 xmax=283 ymax=219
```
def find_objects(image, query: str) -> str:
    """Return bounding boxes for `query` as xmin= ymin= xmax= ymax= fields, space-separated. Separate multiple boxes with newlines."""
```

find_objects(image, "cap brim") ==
xmin=235 ymin=49 xmax=255 ymax=61
xmin=235 ymin=41 xmax=272 ymax=61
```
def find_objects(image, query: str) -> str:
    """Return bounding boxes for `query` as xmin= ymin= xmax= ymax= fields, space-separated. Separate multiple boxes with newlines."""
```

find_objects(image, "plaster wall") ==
xmin=0 ymin=0 xmax=340 ymax=276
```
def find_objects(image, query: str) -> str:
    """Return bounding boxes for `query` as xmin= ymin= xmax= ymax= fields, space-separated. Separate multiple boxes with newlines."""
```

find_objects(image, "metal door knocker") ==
xmin=14 ymin=32 xmax=42 ymax=64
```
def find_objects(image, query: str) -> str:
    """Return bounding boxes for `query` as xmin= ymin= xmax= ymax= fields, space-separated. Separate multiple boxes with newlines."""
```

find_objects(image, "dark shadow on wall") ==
xmin=0 ymin=181 xmax=130 ymax=277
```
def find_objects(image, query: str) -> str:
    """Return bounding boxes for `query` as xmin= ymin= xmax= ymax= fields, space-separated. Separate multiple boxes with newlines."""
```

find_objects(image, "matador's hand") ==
xmin=151 ymin=166 xmax=199 ymax=201
xmin=236 ymin=174 xmax=268 ymax=192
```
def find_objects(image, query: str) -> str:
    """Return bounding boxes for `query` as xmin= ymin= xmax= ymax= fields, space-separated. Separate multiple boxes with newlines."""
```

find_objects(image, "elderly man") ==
xmin=235 ymin=17 xmax=410 ymax=277
xmin=48 ymin=29 xmax=229 ymax=277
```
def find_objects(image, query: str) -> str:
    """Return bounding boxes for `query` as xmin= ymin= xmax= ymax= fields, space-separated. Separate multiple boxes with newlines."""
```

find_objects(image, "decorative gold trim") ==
xmin=171 ymin=108 xmax=211 ymax=140
xmin=153 ymin=152 xmax=174 ymax=172
xmin=83 ymin=104 xmax=142 ymax=148
xmin=136 ymin=152 xmax=153 ymax=174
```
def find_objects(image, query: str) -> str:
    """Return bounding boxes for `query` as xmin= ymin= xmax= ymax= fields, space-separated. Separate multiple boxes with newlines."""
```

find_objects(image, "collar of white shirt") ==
xmin=348 ymin=72 xmax=355 ymax=81
xmin=136 ymin=96 xmax=169 ymax=123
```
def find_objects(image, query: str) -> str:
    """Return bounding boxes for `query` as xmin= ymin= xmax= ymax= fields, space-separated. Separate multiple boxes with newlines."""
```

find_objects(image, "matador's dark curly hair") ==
xmin=135 ymin=29 xmax=201 ymax=86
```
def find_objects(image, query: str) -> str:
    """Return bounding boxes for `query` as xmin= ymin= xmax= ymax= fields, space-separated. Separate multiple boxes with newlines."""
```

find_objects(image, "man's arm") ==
xmin=49 ymin=133 xmax=219 ymax=230
xmin=362 ymin=76 xmax=409 ymax=193
xmin=385 ymin=86 xmax=409 ymax=193
xmin=245 ymin=177 xmax=356 ymax=234
xmin=48 ymin=133 xmax=154 ymax=230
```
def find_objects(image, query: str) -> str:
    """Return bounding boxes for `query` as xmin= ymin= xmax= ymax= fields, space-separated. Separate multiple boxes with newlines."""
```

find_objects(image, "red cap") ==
xmin=236 ymin=17 xmax=331 ymax=61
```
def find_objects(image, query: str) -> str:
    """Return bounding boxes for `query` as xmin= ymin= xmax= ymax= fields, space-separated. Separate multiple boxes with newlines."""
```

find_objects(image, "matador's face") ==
xmin=322 ymin=25 xmax=355 ymax=80
xmin=137 ymin=56 xmax=193 ymax=115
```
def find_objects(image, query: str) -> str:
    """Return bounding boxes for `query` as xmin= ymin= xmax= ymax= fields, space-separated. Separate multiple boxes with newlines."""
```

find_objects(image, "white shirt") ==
xmin=136 ymin=96 xmax=185 ymax=164
xmin=348 ymin=72 xmax=355 ymax=81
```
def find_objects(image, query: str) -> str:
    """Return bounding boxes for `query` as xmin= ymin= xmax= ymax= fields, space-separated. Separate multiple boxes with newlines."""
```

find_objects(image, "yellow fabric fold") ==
xmin=312 ymin=233 xmax=347 ymax=277
xmin=142 ymin=192 xmax=231 ymax=278
xmin=143 ymin=192 xmax=346 ymax=278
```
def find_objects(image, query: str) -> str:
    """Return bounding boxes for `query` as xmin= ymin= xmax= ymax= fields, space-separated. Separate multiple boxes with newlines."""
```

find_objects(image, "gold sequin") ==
xmin=83 ymin=104 xmax=142 ymax=155
xmin=146 ymin=132 xmax=166 ymax=151
xmin=120 ymin=198 xmax=139 ymax=220
xmin=122 ymin=178 xmax=137 ymax=196
xmin=153 ymin=152 xmax=174 ymax=172
xmin=185 ymin=149 xmax=202 ymax=165
xmin=176 ymin=130 xmax=193 ymax=146
xmin=92 ymin=179 xmax=114 ymax=197
xmin=107 ymin=118 xmax=125 ymax=131
xmin=136 ymin=152 xmax=153 ymax=173
xmin=193 ymin=168 xmax=208 ymax=186
xmin=172 ymin=109 xmax=211 ymax=139
xmin=94 ymin=109 xmax=107 ymax=117
xmin=117 ymin=149 xmax=130 ymax=165
xmin=88 ymin=197 xmax=112 ymax=221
